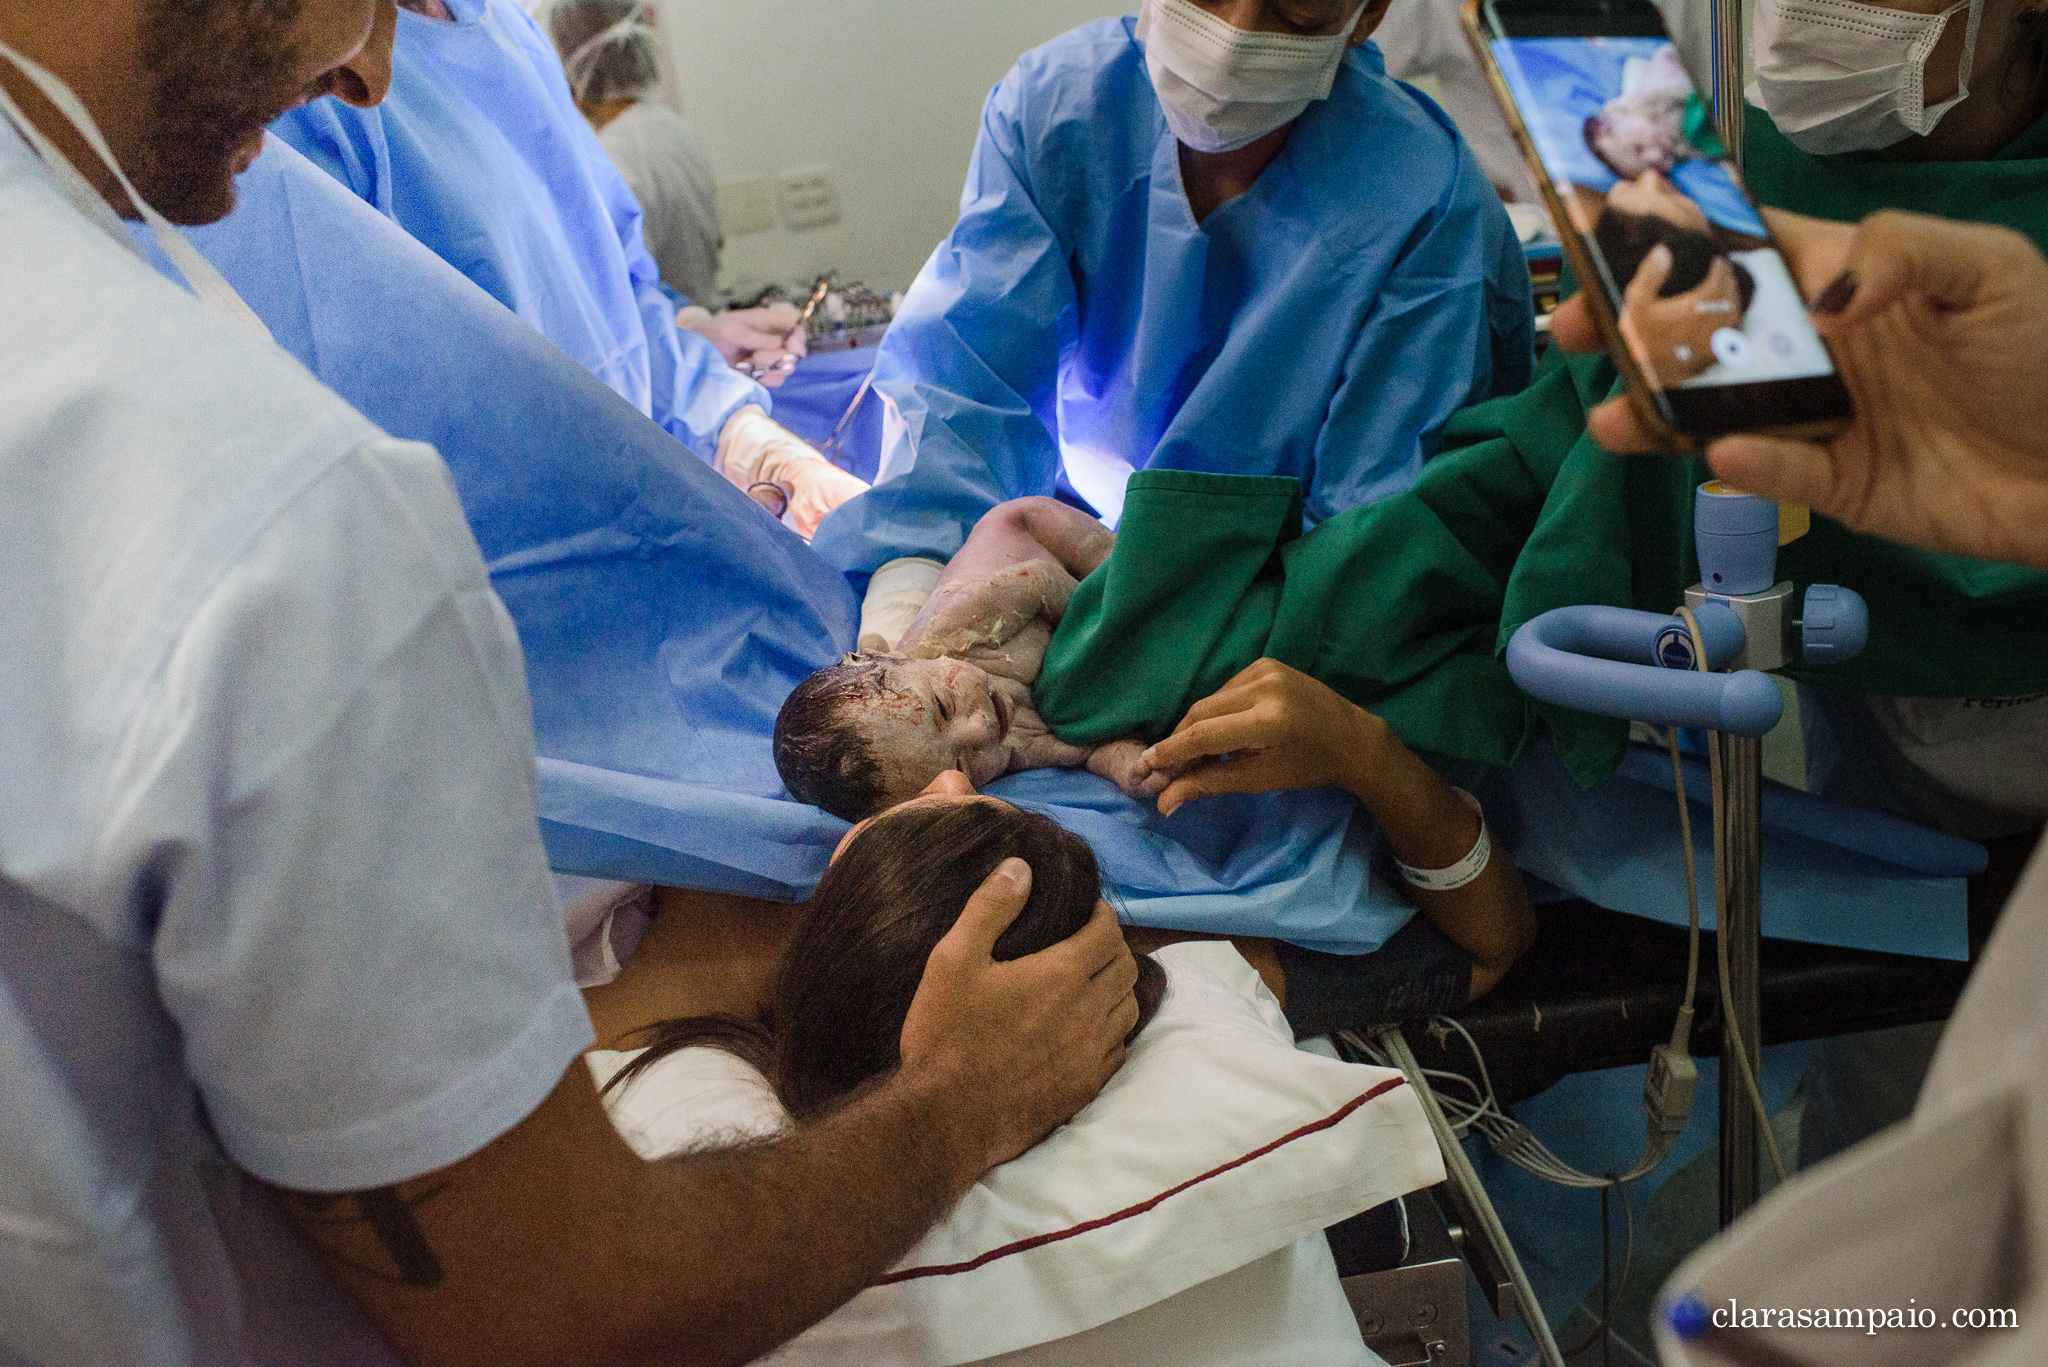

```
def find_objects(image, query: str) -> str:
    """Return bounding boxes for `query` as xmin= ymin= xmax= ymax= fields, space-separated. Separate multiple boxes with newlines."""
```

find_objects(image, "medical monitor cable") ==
xmin=1341 ymin=714 xmax=1713 ymax=1193
xmin=1674 ymin=606 xmax=1789 ymax=1189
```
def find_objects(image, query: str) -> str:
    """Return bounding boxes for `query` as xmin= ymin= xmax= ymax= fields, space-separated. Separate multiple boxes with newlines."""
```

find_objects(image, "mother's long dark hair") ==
xmin=606 ymin=799 xmax=1166 ymax=1122
xmin=1595 ymin=205 xmax=1758 ymax=316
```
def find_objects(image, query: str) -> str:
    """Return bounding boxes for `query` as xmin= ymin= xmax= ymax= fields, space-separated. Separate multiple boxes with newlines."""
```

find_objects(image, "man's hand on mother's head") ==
xmin=899 ymin=861 xmax=1140 ymax=1174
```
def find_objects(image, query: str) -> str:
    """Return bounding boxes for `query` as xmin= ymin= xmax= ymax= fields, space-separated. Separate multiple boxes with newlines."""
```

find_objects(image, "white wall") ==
xmin=642 ymin=1 xmax=1123 ymax=297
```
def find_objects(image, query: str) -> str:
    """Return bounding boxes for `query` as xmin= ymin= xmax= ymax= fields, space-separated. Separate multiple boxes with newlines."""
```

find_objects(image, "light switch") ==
xmin=775 ymin=165 xmax=842 ymax=231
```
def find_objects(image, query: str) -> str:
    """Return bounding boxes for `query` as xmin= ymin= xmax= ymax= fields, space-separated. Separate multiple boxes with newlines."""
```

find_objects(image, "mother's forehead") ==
xmin=831 ymin=789 xmax=1012 ymax=860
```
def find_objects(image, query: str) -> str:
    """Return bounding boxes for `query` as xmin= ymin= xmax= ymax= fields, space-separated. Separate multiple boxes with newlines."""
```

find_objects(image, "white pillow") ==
xmin=588 ymin=941 xmax=1444 ymax=1366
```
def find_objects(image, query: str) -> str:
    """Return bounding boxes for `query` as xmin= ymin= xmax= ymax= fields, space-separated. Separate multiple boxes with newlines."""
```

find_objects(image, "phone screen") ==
xmin=1480 ymin=1 xmax=1850 ymax=435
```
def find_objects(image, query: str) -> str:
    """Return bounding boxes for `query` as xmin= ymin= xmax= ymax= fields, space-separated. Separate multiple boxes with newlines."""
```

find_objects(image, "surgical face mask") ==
xmin=1749 ymin=0 xmax=1985 ymax=154
xmin=1135 ymin=0 xmax=1368 ymax=154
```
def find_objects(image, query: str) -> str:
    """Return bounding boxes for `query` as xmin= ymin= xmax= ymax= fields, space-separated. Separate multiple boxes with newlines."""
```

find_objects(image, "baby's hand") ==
xmin=1086 ymin=740 xmax=1172 ymax=801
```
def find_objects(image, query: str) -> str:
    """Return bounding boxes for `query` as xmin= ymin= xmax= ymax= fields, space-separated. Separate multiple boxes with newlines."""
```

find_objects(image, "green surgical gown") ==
xmin=1038 ymin=107 xmax=2048 ymax=788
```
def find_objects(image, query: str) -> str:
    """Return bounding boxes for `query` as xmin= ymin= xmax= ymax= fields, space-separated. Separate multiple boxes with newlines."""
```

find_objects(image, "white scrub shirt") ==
xmin=0 ymin=122 xmax=592 ymax=1365
xmin=599 ymin=99 xmax=722 ymax=306
xmin=1661 ymin=837 xmax=2048 ymax=1365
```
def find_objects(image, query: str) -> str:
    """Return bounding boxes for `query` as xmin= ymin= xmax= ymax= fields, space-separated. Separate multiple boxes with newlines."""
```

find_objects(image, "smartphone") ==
xmin=1463 ymin=0 xmax=1853 ymax=448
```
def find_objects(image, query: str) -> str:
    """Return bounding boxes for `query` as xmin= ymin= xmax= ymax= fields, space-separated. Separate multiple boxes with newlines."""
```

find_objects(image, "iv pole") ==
xmin=1510 ymin=485 xmax=1870 ymax=1228
xmin=1712 ymin=0 xmax=1746 ymax=173
xmin=1708 ymin=0 xmax=1760 ymax=1225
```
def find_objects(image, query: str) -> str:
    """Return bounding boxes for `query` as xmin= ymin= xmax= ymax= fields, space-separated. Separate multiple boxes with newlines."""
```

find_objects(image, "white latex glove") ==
xmin=858 ymin=555 xmax=945 ymax=653
xmin=678 ymin=303 xmax=807 ymax=387
xmin=716 ymin=405 xmax=869 ymax=538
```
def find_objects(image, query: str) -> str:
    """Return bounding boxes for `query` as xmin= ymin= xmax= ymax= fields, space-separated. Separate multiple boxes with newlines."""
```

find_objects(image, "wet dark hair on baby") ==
xmin=775 ymin=654 xmax=892 ymax=821
xmin=604 ymin=799 xmax=1167 ymax=1122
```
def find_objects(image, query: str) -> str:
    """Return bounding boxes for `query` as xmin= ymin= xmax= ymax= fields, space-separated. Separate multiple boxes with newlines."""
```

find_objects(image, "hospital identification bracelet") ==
xmin=1395 ymin=789 xmax=1491 ymax=894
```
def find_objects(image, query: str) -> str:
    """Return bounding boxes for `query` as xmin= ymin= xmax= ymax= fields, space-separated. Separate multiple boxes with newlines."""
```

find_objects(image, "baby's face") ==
xmin=1590 ymin=111 xmax=1677 ymax=179
xmin=853 ymin=656 xmax=1016 ymax=801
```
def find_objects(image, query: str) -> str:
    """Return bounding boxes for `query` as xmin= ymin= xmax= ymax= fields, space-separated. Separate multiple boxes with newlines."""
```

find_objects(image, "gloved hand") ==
xmin=678 ymin=304 xmax=808 ymax=387
xmin=858 ymin=555 xmax=945 ymax=652
xmin=716 ymin=404 xmax=869 ymax=538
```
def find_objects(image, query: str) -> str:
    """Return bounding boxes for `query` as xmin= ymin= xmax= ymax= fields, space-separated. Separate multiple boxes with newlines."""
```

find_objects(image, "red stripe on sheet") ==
xmin=877 ymin=1075 xmax=1410 ymax=1285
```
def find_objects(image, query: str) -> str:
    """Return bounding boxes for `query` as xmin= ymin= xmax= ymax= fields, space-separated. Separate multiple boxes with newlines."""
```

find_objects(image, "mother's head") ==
xmin=1594 ymin=172 xmax=1757 ymax=318
xmin=612 ymin=794 xmax=1166 ymax=1121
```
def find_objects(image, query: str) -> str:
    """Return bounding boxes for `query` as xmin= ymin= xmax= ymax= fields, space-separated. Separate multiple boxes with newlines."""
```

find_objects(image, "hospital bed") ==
xmin=159 ymin=130 xmax=1981 ymax=966
xmin=1404 ymin=900 xmax=1970 ymax=1115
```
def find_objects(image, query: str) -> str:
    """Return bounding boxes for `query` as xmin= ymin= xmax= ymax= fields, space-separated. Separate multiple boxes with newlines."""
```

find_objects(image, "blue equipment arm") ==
xmin=1506 ymin=602 xmax=1785 ymax=737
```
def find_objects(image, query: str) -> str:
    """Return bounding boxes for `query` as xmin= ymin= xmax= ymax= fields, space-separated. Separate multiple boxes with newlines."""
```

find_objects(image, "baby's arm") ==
xmin=1084 ymin=739 xmax=1172 ymax=801
xmin=980 ymin=681 xmax=1160 ymax=802
xmin=998 ymin=496 xmax=1117 ymax=585
xmin=941 ymin=496 xmax=1113 ymax=593
xmin=900 ymin=498 xmax=1114 ymax=662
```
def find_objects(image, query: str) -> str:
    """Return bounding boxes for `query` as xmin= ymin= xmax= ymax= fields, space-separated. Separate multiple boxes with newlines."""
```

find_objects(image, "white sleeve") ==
xmin=105 ymin=437 xmax=592 ymax=1194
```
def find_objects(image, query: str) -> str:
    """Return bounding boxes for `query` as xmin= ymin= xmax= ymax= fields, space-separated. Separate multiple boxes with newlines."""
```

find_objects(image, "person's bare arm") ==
xmin=272 ymin=865 xmax=1141 ymax=1367
xmin=1142 ymin=660 xmax=1536 ymax=996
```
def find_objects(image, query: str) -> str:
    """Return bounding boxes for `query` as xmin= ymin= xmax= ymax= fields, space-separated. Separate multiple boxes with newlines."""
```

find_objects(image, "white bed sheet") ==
xmin=592 ymin=942 xmax=1435 ymax=1365
xmin=967 ymin=1233 xmax=1382 ymax=1367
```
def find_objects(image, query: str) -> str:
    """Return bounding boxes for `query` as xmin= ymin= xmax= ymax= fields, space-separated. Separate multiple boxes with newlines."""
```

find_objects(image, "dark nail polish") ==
xmin=1811 ymin=271 xmax=1858 ymax=317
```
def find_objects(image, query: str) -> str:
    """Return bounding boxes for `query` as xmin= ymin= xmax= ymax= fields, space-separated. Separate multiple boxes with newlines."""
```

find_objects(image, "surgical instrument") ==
xmin=782 ymin=277 xmax=831 ymax=344
xmin=816 ymin=371 xmax=875 ymax=470
xmin=741 ymin=277 xmax=830 ymax=380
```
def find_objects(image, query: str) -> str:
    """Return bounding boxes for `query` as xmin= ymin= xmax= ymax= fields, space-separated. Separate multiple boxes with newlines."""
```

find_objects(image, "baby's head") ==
xmin=775 ymin=653 xmax=1018 ymax=820
xmin=1585 ymin=48 xmax=1697 ymax=179
xmin=1585 ymin=107 xmax=1683 ymax=179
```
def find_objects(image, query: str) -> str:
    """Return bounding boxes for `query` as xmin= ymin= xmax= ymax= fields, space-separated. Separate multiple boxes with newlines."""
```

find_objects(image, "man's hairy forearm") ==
xmin=616 ymin=1066 xmax=985 ymax=1367
xmin=278 ymin=1063 xmax=991 ymax=1367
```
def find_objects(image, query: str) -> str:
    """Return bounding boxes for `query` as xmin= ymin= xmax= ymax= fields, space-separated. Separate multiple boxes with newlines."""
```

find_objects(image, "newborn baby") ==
xmin=1584 ymin=45 xmax=1713 ymax=179
xmin=775 ymin=498 xmax=1162 ymax=821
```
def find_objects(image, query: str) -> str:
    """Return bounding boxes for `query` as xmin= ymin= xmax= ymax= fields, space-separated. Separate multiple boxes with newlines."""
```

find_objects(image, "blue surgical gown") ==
xmin=812 ymin=17 xmax=1535 ymax=576
xmin=270 ymin=0 xmax=758 ymax=462
xmin=141 ymin=136 xmax=1414 ymax=949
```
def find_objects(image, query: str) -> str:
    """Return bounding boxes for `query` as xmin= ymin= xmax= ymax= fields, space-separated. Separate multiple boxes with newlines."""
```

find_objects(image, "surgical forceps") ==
xmin=817 ymin=371 xmax=875 ymax=470
xmin=743 ymin=277 xmax=831 ymax=380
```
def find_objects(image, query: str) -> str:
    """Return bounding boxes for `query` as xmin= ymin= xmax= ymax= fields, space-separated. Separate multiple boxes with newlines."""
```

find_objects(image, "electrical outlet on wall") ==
xmin=775 ymin=165 xmax=842 ymax=231
xmin=717 ymin=177 xmax=776 ymax=237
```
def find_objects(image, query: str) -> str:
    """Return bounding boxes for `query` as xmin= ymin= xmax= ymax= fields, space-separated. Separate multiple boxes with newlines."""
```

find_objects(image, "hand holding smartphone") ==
xmin=1463 ymin=0 xmax=1854 ymax=448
